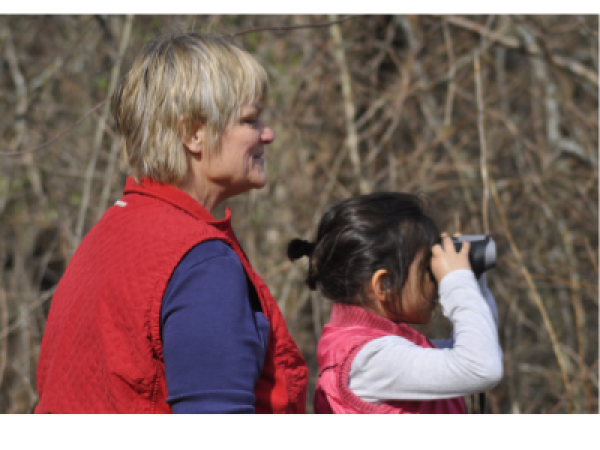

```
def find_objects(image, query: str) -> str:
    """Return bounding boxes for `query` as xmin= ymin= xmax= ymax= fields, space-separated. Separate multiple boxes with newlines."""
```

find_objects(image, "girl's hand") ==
xmin=431 ymin=232 xmax=472 ymax=283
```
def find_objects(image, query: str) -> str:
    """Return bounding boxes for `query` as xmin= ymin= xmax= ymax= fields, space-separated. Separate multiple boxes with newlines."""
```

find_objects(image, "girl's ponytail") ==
xmin=287 ymin=239 xmax=315 ymax=261
xmin=287 ymin=238 xmax=319 ymax=290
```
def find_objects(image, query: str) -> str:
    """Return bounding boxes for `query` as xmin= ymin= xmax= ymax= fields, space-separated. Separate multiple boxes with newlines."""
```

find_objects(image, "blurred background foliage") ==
xmin=0 ymin=14 xmax=597 ymax=413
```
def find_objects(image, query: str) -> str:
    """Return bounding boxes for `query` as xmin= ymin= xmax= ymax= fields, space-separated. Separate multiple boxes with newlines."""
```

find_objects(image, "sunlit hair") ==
xmin=111 ymin=31 xmax=269 ymax=184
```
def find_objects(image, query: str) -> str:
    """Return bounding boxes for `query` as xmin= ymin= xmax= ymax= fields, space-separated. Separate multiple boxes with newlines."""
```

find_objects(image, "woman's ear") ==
xmin=370 ymin=269 xmax=390 ymax=304
xmin=181 ymin=122 xmax=205 ymax=155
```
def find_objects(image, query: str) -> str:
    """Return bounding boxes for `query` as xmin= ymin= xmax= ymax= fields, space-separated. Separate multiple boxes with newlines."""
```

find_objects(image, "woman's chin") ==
xmin=250 ymin=171 xmax=267 ymax=189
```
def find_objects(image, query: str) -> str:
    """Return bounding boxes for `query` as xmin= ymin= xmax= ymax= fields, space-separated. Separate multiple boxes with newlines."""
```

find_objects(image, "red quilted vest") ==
xmin=314 ymin=303 xmax=466 ymax=414
xmin=35 ymin=177 xmax=307 ymax=413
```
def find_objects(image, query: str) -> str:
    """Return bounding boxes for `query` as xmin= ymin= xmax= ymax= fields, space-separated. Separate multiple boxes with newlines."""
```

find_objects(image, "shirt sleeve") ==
xmin=349 ymin=270 xmax=503 ymax=402
xmin=430 ymin=273 xmax=497 ymax=349
xmin=160 ymin=240 xmax=270 ymax=414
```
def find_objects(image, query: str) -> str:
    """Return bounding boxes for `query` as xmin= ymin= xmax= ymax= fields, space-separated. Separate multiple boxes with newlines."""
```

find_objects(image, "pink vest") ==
xmin=315 ymin=303 xmax=466 ymax=414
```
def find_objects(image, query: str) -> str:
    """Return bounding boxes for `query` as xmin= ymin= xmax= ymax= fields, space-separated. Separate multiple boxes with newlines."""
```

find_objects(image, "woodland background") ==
xmin=0 ymin=15 xmax=597 ymax=414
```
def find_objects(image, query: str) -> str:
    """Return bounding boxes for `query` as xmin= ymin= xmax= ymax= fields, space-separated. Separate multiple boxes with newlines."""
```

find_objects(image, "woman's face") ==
xmin=203 ymin=103 xmax=274 ymax=200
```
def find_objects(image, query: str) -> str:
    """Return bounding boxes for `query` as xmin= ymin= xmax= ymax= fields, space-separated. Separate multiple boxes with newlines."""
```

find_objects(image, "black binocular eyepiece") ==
xmin=436 ymin=235 xmax=497 ymax=278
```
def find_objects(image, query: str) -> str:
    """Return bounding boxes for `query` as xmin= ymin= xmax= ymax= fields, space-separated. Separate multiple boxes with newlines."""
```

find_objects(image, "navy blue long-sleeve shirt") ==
xmin=160 ymin=240 xmax=270 ymax=413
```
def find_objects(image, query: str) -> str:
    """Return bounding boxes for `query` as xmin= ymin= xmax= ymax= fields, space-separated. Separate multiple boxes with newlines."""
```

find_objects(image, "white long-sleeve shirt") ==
xmin=348 ymin=270 xmax=503 ymax=402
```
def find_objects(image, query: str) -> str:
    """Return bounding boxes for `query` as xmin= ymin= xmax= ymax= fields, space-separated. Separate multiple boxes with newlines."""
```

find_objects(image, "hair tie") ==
xmin=287 ymin=239 xmax=315 ymax=261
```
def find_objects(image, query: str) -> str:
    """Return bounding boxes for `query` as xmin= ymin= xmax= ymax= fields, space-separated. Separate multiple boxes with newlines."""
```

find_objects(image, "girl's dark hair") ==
xmin=287 ymin=192 xmax=439 ymax=312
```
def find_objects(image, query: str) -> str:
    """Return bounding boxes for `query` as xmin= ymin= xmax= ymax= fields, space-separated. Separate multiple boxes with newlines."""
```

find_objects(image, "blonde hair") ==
xmin=111 ymin=32 xmax=269 ymax=184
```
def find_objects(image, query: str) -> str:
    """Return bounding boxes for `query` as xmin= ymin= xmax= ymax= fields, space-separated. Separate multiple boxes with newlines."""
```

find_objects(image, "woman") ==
xmin=35 ymin=32 xmax=308 ymax=414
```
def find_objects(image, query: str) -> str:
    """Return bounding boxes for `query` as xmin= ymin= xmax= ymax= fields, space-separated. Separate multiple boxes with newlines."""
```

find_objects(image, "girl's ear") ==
xmin=367 ymin=269 xmax=399 ymax=321
xmin=370 ymin=269 xmax=390 ymax=304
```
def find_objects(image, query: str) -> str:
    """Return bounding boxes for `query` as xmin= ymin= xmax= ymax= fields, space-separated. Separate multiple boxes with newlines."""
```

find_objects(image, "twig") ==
xmin=0 ymin=287 xmax=56 ymax=342
xmin=558 ymin=218 xmax=591 ymax=411
xmin=277 ymin=265 xmax=298 ymax=318
xmin=287 ymin=40 xmax=334 ymax=120
xmin=485 ymin=108 xmax=538 ymax=154
xmin=519 ymin=23 xmax=546 ymax=151
xmin=489 ymin=179 xmax=574 ymax=413
xmin=311 ymin=291 xmax=322 ymax=340
xmin=317 ymin=140 xmax=352 ymax=224
xmin=445 ymin=15 xmax=598 ymax=87
xmin=354 ymin=96 xmax=388 ymax=132
xmin=414 ymin=16 xmax=512 ymax=97
xmin=507 ymin=269 xmax=598 ymax=292
xmin=0 ymin=18 xmax=102 ymax=163
xmin=2 ymin=19 xmax=28 ymax=155
xmin=0 ymin=100 xmax=106 ymax=157
xmin=388 ymin=150 xmax=396 ymax=190
xmin=329 ymin=14 xmax=367 ymax=194
xmin=280 ymin=136 xmax=353 ymax=316
xmin=548 ymin=358 xmax=597 ymax=413
xmin=576 ymin=15 xmax=599 ymax=39
xmin=364 ymin=58 xmax=410 ymax=166
xmin=97 ymin=138 xmax=122 ymax=220
xmin=0 ymin=288 xmax=7 ymax=388
xmin=28 ymin=56 xmax=65 ymax=92
xmin=2 ymin=20 xmax=47 ymax=208
xmin=583 ymin=237 xmax=598 ymax=275
xmin=369 ymin=17 xmax=397 ymax=86
xmin=287 ymin=289 xmax=310 ymax=335
xmin=277 ymin=137 xmax=350 ymax=314
xmin=474 ymin=50 xmax=490 ymax=234
xmin=29 ymin=17 xmax=100 ymax=96
xmin=589 ymin=360 xmax=599 ymax=389
xmin=399 ymin=15 xmax=480 ymax=228
xmin=442 ymin=18 xmax=457 ymax=127
xmin=519 ymin=22 xmax=564 ymax=170
xmin=497 ymin=279 xmax=543 ymax=336
xmin=230 ymin=15 xmax=353 ymax=37
xmin=75 ymin=15 xmax=133 ymax=243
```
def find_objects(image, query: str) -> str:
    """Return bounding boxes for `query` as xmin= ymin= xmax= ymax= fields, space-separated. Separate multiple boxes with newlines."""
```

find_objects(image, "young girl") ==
xmin=287 ymin=192 xmax=503 ymax=414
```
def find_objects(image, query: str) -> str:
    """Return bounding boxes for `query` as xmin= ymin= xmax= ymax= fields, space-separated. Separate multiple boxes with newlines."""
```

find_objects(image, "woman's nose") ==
xmin=261 ymin=125 xmax=274 ymax=144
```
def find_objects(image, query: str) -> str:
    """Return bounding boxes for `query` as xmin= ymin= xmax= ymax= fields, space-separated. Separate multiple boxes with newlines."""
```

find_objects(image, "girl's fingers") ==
xmin=431 ymin=244 xmax=444 ymax=256
xmin=431 ymin=232 xmax=473 ymax=282
xmin=432 ymin=232 xmax=447 ymax=254
xmin=441 ymin=234 xmax=455 ymax=253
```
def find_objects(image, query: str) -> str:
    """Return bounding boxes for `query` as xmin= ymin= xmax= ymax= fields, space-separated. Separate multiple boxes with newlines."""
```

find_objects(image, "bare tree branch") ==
xmin=329 ymin=14 xmax=368 ymax=194
xmin=0 ymin=100 xmax=106 ymax=157
xmin=445 ymin=15 xmax=598 ymax=87
xmin=474 ymin=50 xmax=490 ymax=235
xmin=75 ymin=15 xmax=134 ymax=244
xmin=230 ymin=15 xmax=353 ymax=37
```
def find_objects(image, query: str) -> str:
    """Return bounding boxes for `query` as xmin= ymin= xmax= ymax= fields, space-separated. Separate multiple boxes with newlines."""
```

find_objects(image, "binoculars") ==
xmin=437 ymin=235 xmax=497 ymax=278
